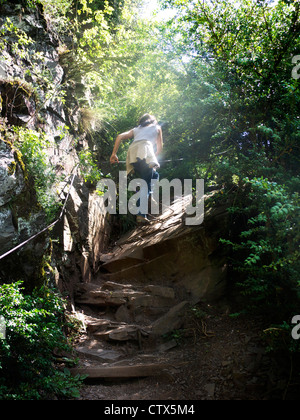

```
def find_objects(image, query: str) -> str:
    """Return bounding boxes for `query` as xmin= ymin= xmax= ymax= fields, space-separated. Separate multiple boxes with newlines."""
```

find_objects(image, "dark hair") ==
xmin=138 ymin=113 xmax=157 ymax=127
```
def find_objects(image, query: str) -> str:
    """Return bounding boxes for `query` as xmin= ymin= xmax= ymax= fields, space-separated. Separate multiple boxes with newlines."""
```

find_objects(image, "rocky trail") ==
xmin=67 ymin=198 xmax=284 ymax=401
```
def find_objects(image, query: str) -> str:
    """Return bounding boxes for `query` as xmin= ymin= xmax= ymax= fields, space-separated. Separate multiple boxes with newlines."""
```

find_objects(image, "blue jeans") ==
xmin=132 ymin=158 xmax=159 ymax=217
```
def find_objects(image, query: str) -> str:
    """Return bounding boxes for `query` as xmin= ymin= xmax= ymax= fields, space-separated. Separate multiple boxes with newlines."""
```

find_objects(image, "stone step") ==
xmin=75 ymin=345 xmax=122 ymax=362
xmin=93 ymin=324 xmax=149 ymax=342
xmin=85 ymin=318 xmax=123 ymax=333
xmin=97 ymin=253 xmax=180 ymax=287
xmin=75 ymin=282 xmax=177 ymax=312
xmin=75 ymin=283 xmax=145 ymax=307
xmin=70 ymin=363 xmax=171 ymax=380
xmin=101 ymin=281 xmax=176 ymax=300
xmin=75 ymin=300 xmax=189 ymax=346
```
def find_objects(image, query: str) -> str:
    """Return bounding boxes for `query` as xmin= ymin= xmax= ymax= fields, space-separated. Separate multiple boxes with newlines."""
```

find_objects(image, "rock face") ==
xmin=56 ymin=177 xmax=111 ymax=299
xmin=0 ymin=141 xmax=24 ymax=254
xmin=0 ymin=3 xmax=67 ymax=280
xmin=0 ymin=3 xmax=111 ymax=285
xmin=0 ymin=141 xmax=24 ymax=207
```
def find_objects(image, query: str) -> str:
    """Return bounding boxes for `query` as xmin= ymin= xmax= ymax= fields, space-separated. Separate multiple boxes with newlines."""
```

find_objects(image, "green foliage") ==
xmin=14 ymin=128 xmax=62 ymax=222
xmin=158 ymin=0 xmax=300 ymax=178
xmin=37 ymin=0 xmax=74 ymax=33
xmin=0 ymin=282 xmax=83 ymax=400
xmin=0 ymin=13 xmax=67 ymax=116
xmin=78 ymin=149 xmax=103 ymax=184
xmin=263 ymin=322 xmax=300 ymax=355
xmin=221 ymin=177 xmax=300 ymax=316
xmin=0 ymin=16 xmax=34 ymax=57
xmin=163 ymin=329 xmax=186 ymax=344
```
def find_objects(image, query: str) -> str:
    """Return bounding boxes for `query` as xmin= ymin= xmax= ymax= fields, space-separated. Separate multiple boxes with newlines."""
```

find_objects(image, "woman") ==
xmin=110 ymin=114 xmax=163 ymax=224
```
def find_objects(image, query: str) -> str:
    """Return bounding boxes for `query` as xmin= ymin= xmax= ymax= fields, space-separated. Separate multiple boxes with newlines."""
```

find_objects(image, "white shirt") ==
xmin=132 ymin=124 xmax=159 ymax=145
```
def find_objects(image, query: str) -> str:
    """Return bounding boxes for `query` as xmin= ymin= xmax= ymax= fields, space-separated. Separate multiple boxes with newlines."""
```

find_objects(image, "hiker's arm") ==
xmin=156 ymin=127 xmax=163 ymax=157
xmin=110 ymin=130 xmax=134 ymax=164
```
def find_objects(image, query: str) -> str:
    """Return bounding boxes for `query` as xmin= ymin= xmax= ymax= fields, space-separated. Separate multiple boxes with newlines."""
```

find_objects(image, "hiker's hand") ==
xmin=110 ymin=154 xmax=119 ymax=164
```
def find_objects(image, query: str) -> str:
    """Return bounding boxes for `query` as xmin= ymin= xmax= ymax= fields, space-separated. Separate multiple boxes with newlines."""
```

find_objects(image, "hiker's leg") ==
xmin=149 ymin=169 xmax=160 ymax=215
xmin=149 ymin=168 xmax=159 ymax=192
xmin=132 ymin=159 xmax=150 ymax=219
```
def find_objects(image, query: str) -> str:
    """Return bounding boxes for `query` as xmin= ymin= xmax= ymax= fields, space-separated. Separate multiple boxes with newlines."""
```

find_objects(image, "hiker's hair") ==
xmin=138 ymin=114 xmax=157 ymax=127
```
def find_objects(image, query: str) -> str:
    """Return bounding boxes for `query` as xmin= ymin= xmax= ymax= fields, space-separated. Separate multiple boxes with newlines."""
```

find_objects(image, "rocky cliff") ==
xmin=0 ymin=2 xmax=111 ymax=289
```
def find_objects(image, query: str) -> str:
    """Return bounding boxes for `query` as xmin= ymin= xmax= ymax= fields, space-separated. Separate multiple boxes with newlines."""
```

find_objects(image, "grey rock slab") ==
xmin=76 ymin=346 xmax=121 ymax=362
xmin=151 ymin=301 xmax=190 ymax=336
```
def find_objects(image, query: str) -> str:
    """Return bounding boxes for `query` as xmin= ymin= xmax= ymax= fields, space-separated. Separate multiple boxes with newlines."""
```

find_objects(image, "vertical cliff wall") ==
xmin=0 ymin=2 xmax=111 ymax=293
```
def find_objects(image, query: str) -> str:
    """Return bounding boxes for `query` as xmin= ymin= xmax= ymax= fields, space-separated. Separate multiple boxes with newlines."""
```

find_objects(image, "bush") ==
xmin=14 ymin=128 xmax=62 ymax=222
xmin=0 ymin=282 xmax=83 ymax=400
xmin=221 ymin=176 xmax=300 ymax=318
xmin=78 ymin=148 xmax=103 ymax=185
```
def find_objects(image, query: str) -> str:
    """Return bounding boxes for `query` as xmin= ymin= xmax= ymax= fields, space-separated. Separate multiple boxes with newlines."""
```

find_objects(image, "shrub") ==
xmin=221 ymin=177 xmax=300 ymax=318
xmin=78 ymin=148 xmax=103 ymax=185
xmin=14 ymin=128 xmax=62 ymax=222
xmin=0 ymin=282 xmax=83 ymax=400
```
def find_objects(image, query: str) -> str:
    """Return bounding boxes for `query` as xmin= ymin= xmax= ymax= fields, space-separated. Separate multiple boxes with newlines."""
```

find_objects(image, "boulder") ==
xmin=0 ymin=208 xmax=16 ymax=254
xmin=0 ymin=141 xmax=24 ymax=207
xmin=63 ymin=177 xmax=111 ymax=275
xmin=94 ymin=324 xmax=149 ymax=342
xmin=75 ymin=346 xmax=121 ymax=362
xmin=151 ymin=301 xmax=190 ymax=336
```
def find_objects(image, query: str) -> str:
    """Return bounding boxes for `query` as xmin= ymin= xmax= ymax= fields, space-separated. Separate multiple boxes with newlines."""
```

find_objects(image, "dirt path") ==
xmin=77 ymin=302 xmax=279 ymax=401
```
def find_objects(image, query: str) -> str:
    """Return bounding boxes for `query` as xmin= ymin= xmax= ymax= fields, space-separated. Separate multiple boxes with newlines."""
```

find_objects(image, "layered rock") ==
xmin=100 ymin=198 xmax=228 ymax=304
xmin=0 ymin=141 xmax=24 ymax=253
xmin=0 ymin=3 xmax=110 ymax=286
